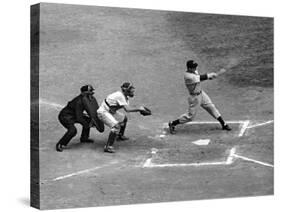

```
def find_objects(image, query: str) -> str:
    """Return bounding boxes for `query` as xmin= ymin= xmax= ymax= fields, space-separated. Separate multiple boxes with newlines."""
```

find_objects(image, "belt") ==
xmin=104 ymin=99 xmax=111 ymax=108
xmin=190 ymin=91 xmax=202 ymax=96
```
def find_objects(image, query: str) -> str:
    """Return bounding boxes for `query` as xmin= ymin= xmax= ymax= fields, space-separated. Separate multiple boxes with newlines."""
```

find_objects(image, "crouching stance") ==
xmin=169 ymin=60 xmax=231 ymax=134
xmin=56 ymin=85 xmax=104 ymax=152
xmin=97 ymin=82 xmax=146 ymax=153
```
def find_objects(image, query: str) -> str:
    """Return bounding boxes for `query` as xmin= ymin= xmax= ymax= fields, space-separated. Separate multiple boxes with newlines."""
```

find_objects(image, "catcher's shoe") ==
xmin=222 ymin=124 xmax=232 ymax=131
xmin=80 ymin=138 xmax=94 ymax=143
xmin=168 ymin=121 xmax=176 ymax=134
xmin=104 ymin=146 xmax=115 ymax=153
xmin=56 ymin=143 xmax=65 ymax=152
xmin=116 ymin=135 xmax=129 ymax=141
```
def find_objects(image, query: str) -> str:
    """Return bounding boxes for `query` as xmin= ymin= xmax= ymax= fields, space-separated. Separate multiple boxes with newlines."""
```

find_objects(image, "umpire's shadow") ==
xmin=65 ymin=138 xmax=105 ymax=151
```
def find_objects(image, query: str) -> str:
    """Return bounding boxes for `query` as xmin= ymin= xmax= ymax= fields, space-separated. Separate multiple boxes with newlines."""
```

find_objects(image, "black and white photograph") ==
xmin=1 ymin=0 xmax=280 ymax=212
xmin=30 ymin=2 xmax=274 ymax=210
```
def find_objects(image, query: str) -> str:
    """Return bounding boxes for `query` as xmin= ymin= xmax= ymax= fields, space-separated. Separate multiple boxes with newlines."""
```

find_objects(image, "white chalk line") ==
xmin=142 ymin=147 xmax=273 ymax=168
xmin=233 ymin=154 xmax=274 ymax=168
xmin=39 ymin=98 xmax=63 ymax=109
xmin=143 ymin=147 xmax=236 ymax=168
xmin=52 ymin=161 xmax=118 ymax=181
xmin=246 ymin=120 xmax=274 ymax=129
xmin=238 ymin=120 xmax=250 ymax=137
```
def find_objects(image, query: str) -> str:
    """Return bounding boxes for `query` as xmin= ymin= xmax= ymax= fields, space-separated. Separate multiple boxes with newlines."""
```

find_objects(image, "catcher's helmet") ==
xmin=121 ymin=82 xmax=135 ymax=97
xmin=121 ymin=82 xmax=135 ymax=91
xmin=186 ymin=60 xmax=198 ymax=69
xmin=80 ymin=84 xmax=94 ymax=94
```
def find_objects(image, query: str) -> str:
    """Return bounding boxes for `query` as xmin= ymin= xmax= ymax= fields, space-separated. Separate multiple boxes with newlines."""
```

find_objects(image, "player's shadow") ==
xmin=65 ymin=138 xmax=106 ymax=152
xmin=172 ymin=124 xmax=222 ymax=136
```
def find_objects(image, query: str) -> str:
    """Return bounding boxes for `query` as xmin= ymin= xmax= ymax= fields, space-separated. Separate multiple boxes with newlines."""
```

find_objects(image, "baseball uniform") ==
xmin=169 ymin=60 xmax=231 ymax=134
xmin=178 ymin=70 xmax=221 ymax=123
xmin=97 ymin=91 xmax=128 ymax=130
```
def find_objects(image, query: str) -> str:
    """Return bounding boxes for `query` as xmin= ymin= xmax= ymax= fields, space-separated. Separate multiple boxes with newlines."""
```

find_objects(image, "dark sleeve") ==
xmin=200 ymin=74 xmax=208 ymax=81
xmin=82 ymin=96 xmax=105 ymax=132
xmin=82 ymin=96 xmax=97 ymax=119
xmin=75 ymin=98 xmax=88 ymax=126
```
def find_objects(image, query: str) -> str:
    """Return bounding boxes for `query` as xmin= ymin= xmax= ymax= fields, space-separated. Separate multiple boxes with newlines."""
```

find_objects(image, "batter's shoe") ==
xmin=104 ymin=146 xmax=115 ymax=153
xmin=116 ymin=135 xmax=129 ymax=141
xmin=56 ymin=143 xmax=65 ymax=152
xmin=80 ymin=138 xmax=94 ymax=143
xmin=222 ymin=124 xmax=232 ymax=131
xmin=168 ymin=121 xmax=176 ymax=134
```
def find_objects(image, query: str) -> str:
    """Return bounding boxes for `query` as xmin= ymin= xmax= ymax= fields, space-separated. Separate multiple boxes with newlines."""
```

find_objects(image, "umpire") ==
xmin=56 ymin=85 xmax=104 ymax=152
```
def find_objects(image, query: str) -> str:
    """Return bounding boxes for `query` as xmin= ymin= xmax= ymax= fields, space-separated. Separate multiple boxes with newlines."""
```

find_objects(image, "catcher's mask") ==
xmin=80 ymin=84 xmax=95 ymax=95
xmin=121 ymin=82 xmax=135 ymax=97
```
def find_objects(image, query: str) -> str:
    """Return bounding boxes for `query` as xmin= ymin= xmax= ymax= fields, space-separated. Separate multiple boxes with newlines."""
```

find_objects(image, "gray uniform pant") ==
xmin=178 ymin=90 xmax=221 ymax=124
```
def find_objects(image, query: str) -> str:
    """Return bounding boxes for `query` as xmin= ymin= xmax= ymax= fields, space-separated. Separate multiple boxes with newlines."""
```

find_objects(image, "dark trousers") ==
xmin=58 ymin=113 xmax=91 ymax=146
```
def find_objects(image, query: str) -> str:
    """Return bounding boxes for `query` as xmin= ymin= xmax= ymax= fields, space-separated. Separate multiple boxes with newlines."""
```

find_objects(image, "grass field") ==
xmin=36 ymin=3 xmax=273 ymax=210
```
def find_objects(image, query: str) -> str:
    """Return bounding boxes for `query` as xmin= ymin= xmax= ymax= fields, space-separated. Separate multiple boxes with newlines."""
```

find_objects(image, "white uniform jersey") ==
xmin=98 ymin=91 xmax=129 ymax=114
xmin=184 ymin=70 xmax=202 ymax=95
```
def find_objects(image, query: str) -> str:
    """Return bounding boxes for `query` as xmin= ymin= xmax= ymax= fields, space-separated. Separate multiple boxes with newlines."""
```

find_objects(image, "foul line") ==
xmin=39 ymin=99 xmax=63 ymax=109
xmin=52 ymin=161 xmax=118 ymax=181
xmin=246 ymin=120 xmax=274 ymax=129
xmin=233 ymin=153 xmax=274 ymax=168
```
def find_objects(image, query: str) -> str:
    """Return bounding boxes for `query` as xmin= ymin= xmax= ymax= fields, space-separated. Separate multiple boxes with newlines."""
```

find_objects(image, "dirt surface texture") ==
xmin=37 ymin=3 xmax=273 ymax=210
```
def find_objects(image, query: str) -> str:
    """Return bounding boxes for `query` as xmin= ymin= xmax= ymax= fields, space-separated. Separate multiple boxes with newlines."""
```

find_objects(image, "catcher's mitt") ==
xmin=140 ymin=106 xmax=152 ymax=116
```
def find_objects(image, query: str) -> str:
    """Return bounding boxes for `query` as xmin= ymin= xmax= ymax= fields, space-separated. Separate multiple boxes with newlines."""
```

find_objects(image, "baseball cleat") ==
xmin=80 ymin=138 xmax=95 ymax=143
xmin=116 ymin=135 xmax=129 ymax=141
xmin=56 ymin=143 xmax=64 ymax=152
xmin=104 ymin=146 xmax=115 ymax=153
xmin=222 ymin=124 xmax=232 ymax=131
xmin=168 ymin=121 xmax=176 ymax=134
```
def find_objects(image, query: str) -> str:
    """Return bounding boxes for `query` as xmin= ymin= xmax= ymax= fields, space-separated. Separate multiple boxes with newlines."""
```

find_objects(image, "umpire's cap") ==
xmin=80 ymin=84 xmax=94 ymax=93
xmin=186 ymin=60 xmax=198 ymax=68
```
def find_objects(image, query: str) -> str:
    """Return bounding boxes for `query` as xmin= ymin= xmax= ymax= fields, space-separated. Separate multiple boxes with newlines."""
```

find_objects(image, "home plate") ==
xmin=192 ymin=139 xmax=211 ymax=146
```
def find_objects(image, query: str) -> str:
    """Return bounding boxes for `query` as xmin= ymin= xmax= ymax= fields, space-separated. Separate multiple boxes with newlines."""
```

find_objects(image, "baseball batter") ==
xmin=97 ymin=82 xmax=147 ymax=153
xmin=168 ymin=60 xmax=231 ymax=134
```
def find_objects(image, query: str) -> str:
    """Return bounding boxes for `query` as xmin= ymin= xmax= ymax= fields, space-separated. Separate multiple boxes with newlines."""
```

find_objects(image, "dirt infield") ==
xmin=37 ymin=3 xmax=273 ymax=210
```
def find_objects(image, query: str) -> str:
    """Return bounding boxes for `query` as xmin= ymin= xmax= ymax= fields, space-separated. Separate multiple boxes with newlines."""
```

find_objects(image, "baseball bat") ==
xmin=216 ymin=68 xmax=226 ymax=76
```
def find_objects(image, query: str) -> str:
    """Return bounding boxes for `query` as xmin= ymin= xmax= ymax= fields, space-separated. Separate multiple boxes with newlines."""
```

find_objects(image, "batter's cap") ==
xmin=80 ymin=84 xmax=95 ymax=93
xmin=186 ymin=60 xmax=198 ymax=68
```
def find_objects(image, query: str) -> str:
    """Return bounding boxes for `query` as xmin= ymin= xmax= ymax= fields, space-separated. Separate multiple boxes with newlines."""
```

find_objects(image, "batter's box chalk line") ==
xmin=145 ymin=120 xmax=274 ymax=169
xmin=142 ymin=147 xmax=273 ymax=168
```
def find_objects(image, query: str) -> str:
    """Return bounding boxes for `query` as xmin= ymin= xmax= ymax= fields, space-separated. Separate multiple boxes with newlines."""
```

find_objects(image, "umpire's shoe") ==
xmin=168 ymin=121 xmax=176 ymax=134
xmin=222 ymin=124 xmax=232 ymax=131
xmin=56 ymin=143 xmax=65 ymax=152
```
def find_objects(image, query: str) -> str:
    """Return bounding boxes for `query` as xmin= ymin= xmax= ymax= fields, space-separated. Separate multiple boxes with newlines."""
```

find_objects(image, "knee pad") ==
xmin=110 ymin=123 xmax=121 ymax=134
xmin=119 ymin=116 xmax=128 ymax=127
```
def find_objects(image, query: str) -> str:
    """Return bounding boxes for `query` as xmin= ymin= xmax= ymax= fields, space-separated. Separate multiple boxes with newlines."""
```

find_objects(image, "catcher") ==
xmin=168 ymin=60 xmax=231 ymax=134
xmin=97 ymin=82 xmax=151 ymax=153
